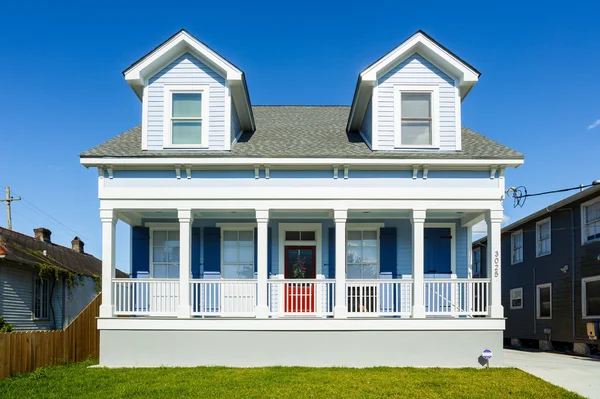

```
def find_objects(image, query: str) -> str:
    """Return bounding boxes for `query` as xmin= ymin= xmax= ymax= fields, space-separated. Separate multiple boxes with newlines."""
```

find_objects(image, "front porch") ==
xmin=100 ymin=207 xmax=503 ymax=321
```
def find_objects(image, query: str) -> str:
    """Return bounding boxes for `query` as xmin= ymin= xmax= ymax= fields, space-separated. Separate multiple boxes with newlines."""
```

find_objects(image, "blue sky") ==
xmin=0 ymin=1 xmax=598 ymax=271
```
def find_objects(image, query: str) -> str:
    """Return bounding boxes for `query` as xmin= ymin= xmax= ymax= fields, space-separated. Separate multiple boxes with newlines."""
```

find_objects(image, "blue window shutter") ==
xmin=131 ymin=226 xmax=150 ymax=278
xmin=203 ymin=227 xmax=220 ymax=274
xmin=328 ymin=227 xmax=336 ymax=278
xmin=380 ymin=227 xmax=397 ymax=278
xmin=191 ymin=228 xmax=201 ymax=278
xmin=424 ymin=228 xmax=452 ymax=274
xmin=254 ymin=227 xmax=258 ymax=275
xmin=267 ymin=227 xmax=272 ymax=276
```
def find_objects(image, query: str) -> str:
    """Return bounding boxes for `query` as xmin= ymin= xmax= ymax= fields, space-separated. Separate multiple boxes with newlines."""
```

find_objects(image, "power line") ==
xmin=506 ymin=181 xmax=600 ymax=208
xmin=19 ymin=197 xmax=88 ymax=241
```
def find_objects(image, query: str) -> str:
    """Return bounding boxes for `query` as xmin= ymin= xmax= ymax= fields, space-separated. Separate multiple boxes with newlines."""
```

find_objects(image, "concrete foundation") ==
xmin=100 ymin=329 xmax=504 ymax=368
xmin=510 ymin=338 xmax=522 ymax=348
xmin=539 ymin=339 xmax=553 ymax=351
xmin=573 ymin=342 xmax=591 ymax=356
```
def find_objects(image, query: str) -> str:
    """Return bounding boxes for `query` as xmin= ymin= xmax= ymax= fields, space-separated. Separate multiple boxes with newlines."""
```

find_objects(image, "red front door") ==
xmin=284 ymin=246 xmax=316 ymax=313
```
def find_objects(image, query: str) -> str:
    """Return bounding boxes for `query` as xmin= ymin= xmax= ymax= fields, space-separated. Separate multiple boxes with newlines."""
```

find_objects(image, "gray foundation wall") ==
xmin=100 ymin=329 xmax=503 ymax=368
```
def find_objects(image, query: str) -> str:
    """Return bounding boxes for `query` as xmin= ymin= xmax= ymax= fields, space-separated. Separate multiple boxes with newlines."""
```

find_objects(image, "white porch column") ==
xmin=178 ymin=209 xmax=193 ymax=318
xmin=334 ymin=209 xmax=348 ymax=318
xmin=486 ymin=209 xmax=504 ymax=318
xmin=255 ymin=209 xmax=270 ymax=318
xmin=411 ymin=209 xmax=426 ymax=318
xmin=99 ymin=209 xmax=116 ymax=318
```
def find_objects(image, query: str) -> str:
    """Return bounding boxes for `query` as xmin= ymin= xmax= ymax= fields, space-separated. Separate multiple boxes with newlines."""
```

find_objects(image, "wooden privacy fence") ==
xmin=0 ymin=293 xmax=101 ymax=381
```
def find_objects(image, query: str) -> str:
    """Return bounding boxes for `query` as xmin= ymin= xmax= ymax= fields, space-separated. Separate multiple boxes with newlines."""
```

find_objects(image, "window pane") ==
xmin=224 ymin=231 xmax=237 ymax=242
xmin=347 ymin=248 xmax=362 ymax=264
xmin=401 ymin=93 xmax=431 ymax=118
xmin=167 ymin=230 xmax=179 ymax=242
xmin=588 ymin=221 xmax=600 ymax=241
xmin=153 ymin=231 xmax=167 ymax=247
xmin=512 ymin=299 xmax=522 ymax=308
xmin=362 ymin=246 xmax=378 ymax=263
xmin=586 ymin=203 xmax=600 ymax=223
xmin=348 ymin=231 xmax=362 ymax=242
xmin=239 ymin=231 xmax=253 ymax=243
xmin=586 ymin=280 xmax=600 ymax=316
xmin=539 ymin=287 xmax=551 ymax=317
xmin=401 ymin=121 xmax=432 ymax=145
xmin=223 ymin=247 xmax=238 ymax=263
xmin=153 ymin=247 xmax=167 ymax=263
xmin=285 ymin=231 xmax=300 ymax=241
xmin=363 ymin=231 xmax=377 ymax=243
xmin=167 ymin=245 xmax=180 ymax=263
xmin=238 ymin=246 xmax=253 ymax=263
xmin=153 ymin=264 xmax=168 ymax=278
xmin=172 ymin=93 xmax=202 ymax=117
xmin=539 ymin=222 xmax=550 ymax=239
xmin=300 ymin=231 xmax=316 ymax=241
xmin=172 ymin=121 xmax=202 ymax=145
xmin=167 ymin=264 xmax=180 ymax=279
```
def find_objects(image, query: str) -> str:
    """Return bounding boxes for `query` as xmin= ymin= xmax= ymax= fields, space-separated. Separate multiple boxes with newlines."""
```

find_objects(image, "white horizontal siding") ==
xmin=376 ymin=53 xmax=458 ymax=151
xmin=0 ymin=264 xmax=63 ymax=331
xmin=147 ymin=53 xmax=227 ymax=150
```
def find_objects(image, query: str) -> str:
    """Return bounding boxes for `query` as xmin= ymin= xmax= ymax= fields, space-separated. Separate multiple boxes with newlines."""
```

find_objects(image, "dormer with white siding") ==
xmin=348 ymin=31 xmax=480 ymax=151
xmin=123 ymin=30 xmax=254 ymax=151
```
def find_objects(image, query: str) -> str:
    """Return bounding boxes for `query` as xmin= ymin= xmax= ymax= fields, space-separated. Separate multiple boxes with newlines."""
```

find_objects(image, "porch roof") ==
xmin=80 ymin=106 xmax=524 ymax=160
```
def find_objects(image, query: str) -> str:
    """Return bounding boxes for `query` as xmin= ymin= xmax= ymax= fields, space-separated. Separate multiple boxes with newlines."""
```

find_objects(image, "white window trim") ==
xmin=535 ymin=217 xmax=551 ymax=257
xmin=32 ymin=276 xmax=50 ymax=320
xmin=511 ymin=229 xmax=523 ymax=265
xmin=393 ymin=84 xmax=440 ymax=149
xmin=163 ymin=84 xmax=210 ymax=149
xmin=346 ymin=223 xmax=384 ymax=279
xmin=510 ymin=287 xmax=523 ymax=310
xmin=536 ymin=283 xmax=552 ymax=319
xmin=582 ymin=275 xmax=600 ymax=319
xmin=278 ymin=223 xmax=322 ymax=278
xmin=218 ymin=223 xmax=256 ymax=280
xmin=581 ymin=197 xmax=600 ymax=245
xmin=149 ymin=224 xmax=181 ymax=279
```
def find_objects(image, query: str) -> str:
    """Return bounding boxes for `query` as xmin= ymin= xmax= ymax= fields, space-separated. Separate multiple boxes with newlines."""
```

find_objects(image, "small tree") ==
xmin=0 ymin=316 xmax=15 ymax=332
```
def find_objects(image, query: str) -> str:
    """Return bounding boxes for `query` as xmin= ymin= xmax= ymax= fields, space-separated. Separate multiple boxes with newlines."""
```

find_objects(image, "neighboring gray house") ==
xmin=473 ymin=184 xmax=600 ymax=355
xmin=0 ymin=227 xmax=126 ymax=330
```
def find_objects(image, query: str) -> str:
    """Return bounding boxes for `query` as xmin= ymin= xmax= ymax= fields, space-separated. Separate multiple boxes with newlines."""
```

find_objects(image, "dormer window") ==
xmin=394 ymin=85 xmax=439 ymax=148
xmin=163 ymin=85 xmax=210 ymax=148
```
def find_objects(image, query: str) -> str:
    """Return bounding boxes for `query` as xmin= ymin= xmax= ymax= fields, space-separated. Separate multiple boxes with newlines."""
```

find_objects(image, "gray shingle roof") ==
xmin=80 ymin=106 xmax=523 ymax=160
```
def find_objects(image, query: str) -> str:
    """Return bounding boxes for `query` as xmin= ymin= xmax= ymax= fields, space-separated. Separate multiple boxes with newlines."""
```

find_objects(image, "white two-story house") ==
xmin=80 ymin=29 xmax=524 ymax=368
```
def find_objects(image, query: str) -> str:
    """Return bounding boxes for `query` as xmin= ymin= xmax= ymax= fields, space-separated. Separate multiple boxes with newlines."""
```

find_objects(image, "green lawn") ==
xmin=0 ymin=360 xmax=583 ymax=398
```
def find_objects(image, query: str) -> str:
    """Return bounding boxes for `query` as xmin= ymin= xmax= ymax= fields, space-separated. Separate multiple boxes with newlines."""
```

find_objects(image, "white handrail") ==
xmin=190 ymin=279 xmax=257 ymax=317
xmin=346 ymin=280 xmax=413 ymax=317
xmin=113 ymin=279 xmax=179 ymax=316
xmin=424 ymin=279 xmax=489 ymax=316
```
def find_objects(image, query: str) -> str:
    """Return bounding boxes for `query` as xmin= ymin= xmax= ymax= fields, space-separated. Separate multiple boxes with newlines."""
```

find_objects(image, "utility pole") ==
xmin=0 ymin=186 xmax=21 ymax=230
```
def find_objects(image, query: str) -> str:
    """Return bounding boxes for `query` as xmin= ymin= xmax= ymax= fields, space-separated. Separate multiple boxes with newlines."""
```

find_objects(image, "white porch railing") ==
xmin=267 ymin=279 xmax=335 ymax=317
xmin=424 ymin=279 xmax=490 ymax=317
xmin=190 ymin=279 xmax=257 ymax=317
xmin=113 ymin=279 xmax=179 ymax=316
xmin=346 ymin=279 xmax=413 ymax=317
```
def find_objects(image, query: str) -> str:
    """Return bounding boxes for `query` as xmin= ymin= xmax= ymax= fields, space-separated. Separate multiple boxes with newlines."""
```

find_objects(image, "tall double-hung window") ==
xmin=164 ymin=86 xmax=210 ymax=148
xmin=536 ymin=218 xmax=551 ymax=257
xmin=33 ymin=277 xmax=50 ymax=320
xmin=222 ymin=230 xmax=254 ymax=279
xmin=582 ymin=198 xmax=600 ymax=244
xmin=394 ymin=85 xmax=439 ymax=148
xmin=151 ymin=230 xmax=180 ymax=278
xmin=511 ymin=230 xmax=523 ymax=264
xmin=347 ymin=230 xmax=379 ymax=279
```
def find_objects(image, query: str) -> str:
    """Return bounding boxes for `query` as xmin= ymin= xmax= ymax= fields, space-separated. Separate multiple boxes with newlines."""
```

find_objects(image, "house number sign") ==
xmin=493 ymin=251 xmax=499 ymax=277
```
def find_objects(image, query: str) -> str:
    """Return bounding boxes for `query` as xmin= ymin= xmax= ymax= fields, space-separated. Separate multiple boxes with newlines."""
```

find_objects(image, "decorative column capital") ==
xmin=334 ymin=209 xmax=347 ymax=222
xmin=486 ymin=209 xmax=504 ymax=224
xmin=100 ymin=209 xmax=116 ymax=224
xmin=410 ymin=209 xmax=427 ymax=224
xmin=178 ymin=209 xmax=193 ymax=223
xmin=255 ymin=209 xmax=269 ymax=224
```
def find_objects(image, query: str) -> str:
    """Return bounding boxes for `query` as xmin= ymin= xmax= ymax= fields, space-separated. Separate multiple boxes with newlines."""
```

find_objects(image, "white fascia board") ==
xmin=80 ymin=157 xmax=524 ymax=168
